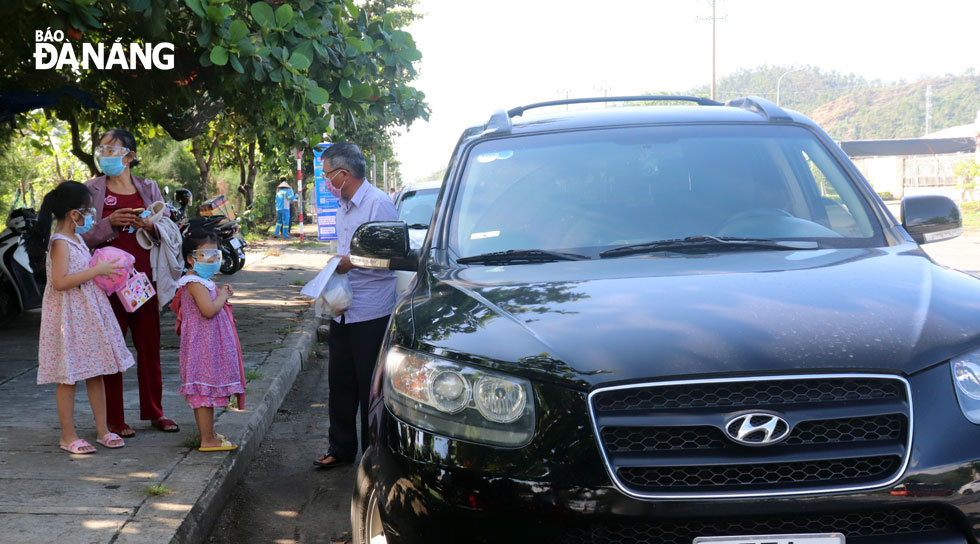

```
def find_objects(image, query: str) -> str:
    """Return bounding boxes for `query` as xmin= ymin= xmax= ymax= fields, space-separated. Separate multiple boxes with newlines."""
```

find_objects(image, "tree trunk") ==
xmin=191 ymin=134 xmax=221 ymax=205
xmin=66 ymin=110 xmax=97 ymax=177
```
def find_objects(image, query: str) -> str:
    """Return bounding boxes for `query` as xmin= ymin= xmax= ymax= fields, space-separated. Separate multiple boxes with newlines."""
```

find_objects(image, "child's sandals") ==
xmin=199 ymin=437 xmax=237 ymax=452
xmin=60 ymin=439 xmax=96 ymax=455
xmin=96 ymin=432 xmax=125 ymax=449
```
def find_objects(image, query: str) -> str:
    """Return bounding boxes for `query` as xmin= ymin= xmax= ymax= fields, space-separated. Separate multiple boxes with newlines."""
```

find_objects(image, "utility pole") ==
xmin=925 ymin=84 xmax=933 ymax=135
xmin=776 ymin=67 xmax=805 ymax=107
xmin=556 ymin=88 xmax=571 ymax=110
xmin=697 ymin=0 xmax=726 ymax=101
xmin=594 ymin=85 xmax=611 ymax=106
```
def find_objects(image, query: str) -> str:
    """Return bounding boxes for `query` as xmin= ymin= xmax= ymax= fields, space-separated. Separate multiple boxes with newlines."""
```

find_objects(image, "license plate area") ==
xmin=694 ymin=534 xmax=844 ymax=544
xmin=229 ymin=238 xmax=243 ymax=249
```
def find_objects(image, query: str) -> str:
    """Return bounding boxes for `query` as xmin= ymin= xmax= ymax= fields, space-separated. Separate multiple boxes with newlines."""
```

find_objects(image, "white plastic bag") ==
xmin=315 ymin=273 xmax=353 ymax=319
xmin=302 ymin=256 xmax=352 ymax=319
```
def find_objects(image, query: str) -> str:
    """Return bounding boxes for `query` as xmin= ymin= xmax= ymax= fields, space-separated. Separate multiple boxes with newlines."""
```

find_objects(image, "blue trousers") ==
xmin=274 ymin=209 xmax=290 ymax=237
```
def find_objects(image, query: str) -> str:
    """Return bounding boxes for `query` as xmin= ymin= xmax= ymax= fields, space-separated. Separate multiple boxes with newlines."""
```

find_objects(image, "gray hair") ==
xmin=323 ymin=142 xmax=366 ymax=179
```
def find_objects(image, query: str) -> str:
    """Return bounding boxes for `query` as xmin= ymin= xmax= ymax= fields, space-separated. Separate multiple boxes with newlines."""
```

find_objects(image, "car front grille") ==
xmin=562 ymin=506 xmax=957 ymax=544
xmin=589 ymin=375 xmax=911 ymax=498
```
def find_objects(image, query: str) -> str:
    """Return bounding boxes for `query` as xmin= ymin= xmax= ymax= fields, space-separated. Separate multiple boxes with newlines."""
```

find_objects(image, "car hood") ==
xmin=411 ymin=246 xmax=980 ymax=389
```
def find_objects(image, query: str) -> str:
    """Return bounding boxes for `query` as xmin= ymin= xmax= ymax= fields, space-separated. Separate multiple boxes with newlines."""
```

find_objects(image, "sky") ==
xmin=391 ymin=0 xmax=980 ymax=183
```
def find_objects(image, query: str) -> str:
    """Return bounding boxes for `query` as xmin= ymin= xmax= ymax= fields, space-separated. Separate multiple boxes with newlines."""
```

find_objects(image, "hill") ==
xmin=678 ymin=66 xmax=980 ymax=140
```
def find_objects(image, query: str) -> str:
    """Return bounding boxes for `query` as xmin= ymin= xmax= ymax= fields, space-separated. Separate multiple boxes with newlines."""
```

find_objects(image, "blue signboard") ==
xmin=312 ymin=143 xmax=338 ymax=241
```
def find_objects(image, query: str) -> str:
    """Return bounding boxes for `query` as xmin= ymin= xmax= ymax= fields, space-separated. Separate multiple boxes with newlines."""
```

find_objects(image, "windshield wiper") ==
xmin=599 ymin=235 xmax=819 ymax=258
xmin=457 ymin=249 xmax=591 ymax=265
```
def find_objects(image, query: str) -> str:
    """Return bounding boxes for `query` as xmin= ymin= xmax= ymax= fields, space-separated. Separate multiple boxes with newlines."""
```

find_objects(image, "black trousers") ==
xmin=327 ymin=314 xmax=390 ymax=460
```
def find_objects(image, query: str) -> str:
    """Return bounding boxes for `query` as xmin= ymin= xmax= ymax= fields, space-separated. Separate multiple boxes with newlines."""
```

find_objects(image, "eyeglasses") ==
xmin=94 ymin=145 xmax=130 ymax=159
xmin=192 ymin=248 xmax=221 ymax=262
xmin=75 ymin=207 xmax=96 ymax=217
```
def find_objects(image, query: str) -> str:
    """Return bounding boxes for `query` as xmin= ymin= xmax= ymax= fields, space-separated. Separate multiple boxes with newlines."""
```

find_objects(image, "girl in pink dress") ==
xmin=27 ymin=181 xmax=134 ymax=454
xmin=171 ymin=229 xmax=245 ymax=452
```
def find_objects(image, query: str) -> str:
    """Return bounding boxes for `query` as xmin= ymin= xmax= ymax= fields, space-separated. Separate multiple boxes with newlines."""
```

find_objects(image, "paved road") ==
xmin=0 ymin=236 xmax=328 ymax=543
xmin=207 ymin=347 xmax=356 ymax=544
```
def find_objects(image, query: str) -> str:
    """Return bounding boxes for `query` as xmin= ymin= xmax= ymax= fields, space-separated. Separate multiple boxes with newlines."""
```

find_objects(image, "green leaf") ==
xmin=312 ymin=41 xmax=328 ymax=59
xmin=129 ymin=0 xmax=151 ymax=11
xmin=307 ymin=86 xmax=329 ymax=105
xmin=199 ymin=49 xmax=213 ymax=67
xmin=250 ymin=2 xmax=275 ymax=28
xmin=196 ymin=28 xmax=211 ymax=47
xmin=236 ymin=37 xmax=256 ymax=55
xmin=294 ymin=20 xmax=316 ymax=37
xmin=269 ymin=68 xmax=283 ymax=82
xmin=184 ymin=0 xmax=205 ymax=18
xmin=398 ymin=48 xmax=422 ymax=62
xmin=275 ymin=4 xmax=293 ymax=27
xmin=351 ymin=83 xmax=372 ymax=101
xmin=229 ymin=19 xmax=248 ymax=42
xmin=299 ymin=0 xmax=314 ymax=10
xmin=210 ymin=45 xmax=229 ymax=66
xmin=339 ymin=79 xmax=352 ymax=99
xmin=206 ymin=5 xmax=224 ymax=23
xmin=229 ymin=54 xmax=244 ymax=73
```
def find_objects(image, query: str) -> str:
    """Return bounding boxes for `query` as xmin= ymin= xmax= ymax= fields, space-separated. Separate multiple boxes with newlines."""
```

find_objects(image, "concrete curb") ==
xmin=163 ymin=304 xmax=320 ymax=544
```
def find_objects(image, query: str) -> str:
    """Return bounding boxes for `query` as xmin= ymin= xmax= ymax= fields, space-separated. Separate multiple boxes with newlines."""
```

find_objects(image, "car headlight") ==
xmin=383 ymin=346 xmax=535 ymax=447
xmin=951 ymin=350 xmax=980 ymax=423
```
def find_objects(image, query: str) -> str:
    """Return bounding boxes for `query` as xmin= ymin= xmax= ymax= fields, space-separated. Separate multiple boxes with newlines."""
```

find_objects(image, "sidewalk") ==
xmin=0 ymin=232 xmax=332 ymax=543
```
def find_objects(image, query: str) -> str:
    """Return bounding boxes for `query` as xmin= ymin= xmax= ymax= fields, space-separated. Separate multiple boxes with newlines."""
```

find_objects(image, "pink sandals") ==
xmin=60 ymin=439 xmax=95 ymax=454
xmin=96 ymin=432 xmax=125 ymax=449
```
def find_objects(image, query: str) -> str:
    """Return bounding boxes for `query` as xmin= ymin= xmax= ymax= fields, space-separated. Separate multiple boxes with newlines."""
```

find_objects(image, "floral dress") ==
xmin=174 ymin=275 xmax=245 ymax=408
xmin=37 ymin=233 xmax=135 ymax=384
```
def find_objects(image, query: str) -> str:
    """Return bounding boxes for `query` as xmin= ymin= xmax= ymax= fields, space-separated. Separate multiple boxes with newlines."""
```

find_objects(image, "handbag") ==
xmin=117 ymin=269 xmax=156 ymax=312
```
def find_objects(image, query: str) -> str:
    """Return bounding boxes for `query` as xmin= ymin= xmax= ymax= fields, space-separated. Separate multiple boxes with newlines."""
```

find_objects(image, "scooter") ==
xmin=0 ymin=208 xmax=43 ymax=324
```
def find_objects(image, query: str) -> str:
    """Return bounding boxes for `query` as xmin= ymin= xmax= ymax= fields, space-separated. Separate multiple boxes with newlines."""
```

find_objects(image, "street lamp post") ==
xmin=776 ymin=68 xmax=804 ymax=107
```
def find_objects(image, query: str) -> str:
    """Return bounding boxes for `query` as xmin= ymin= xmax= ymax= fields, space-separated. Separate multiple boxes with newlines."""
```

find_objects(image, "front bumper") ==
xmin=366 ymin=364 xmax=980 ymax=544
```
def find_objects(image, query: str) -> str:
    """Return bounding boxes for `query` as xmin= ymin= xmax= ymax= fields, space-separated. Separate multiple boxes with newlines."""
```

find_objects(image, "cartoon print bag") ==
xmin=117 ymin=269 xmax=156 ymax=312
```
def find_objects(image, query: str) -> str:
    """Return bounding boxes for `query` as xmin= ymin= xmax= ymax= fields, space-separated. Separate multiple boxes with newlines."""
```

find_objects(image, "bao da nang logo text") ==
xmin=34 ymin=29 xmax=174 ymax=70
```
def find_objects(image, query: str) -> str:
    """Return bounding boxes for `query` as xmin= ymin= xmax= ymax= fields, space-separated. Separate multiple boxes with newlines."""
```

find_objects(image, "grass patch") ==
xmin=960 ymin=201 xmax=980 ymax=231
xmin=245 ymin=369 xmax=262 ymax=381
xmin=180 ymin=432 xmax=201 ymax=449
xmin=289 ymin=279 xmax=305 ymax=286
xmin=267 ymin=248 xmax=282 ymax=257
xmin=145 ymin=484 xmax=173 ymax=497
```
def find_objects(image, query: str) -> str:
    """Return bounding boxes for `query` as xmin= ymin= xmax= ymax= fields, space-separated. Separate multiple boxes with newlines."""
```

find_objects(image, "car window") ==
xmin=449 ymin=125 xmax=883 ymax=258
xmin=397 ymin=188 xmax=439 ymax=227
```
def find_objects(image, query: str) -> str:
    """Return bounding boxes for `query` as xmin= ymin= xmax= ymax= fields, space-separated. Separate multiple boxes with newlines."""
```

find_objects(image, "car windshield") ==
xmin=449 ymin=125 xmax=884 ymax=259
xmin=397 ymin=188 xmax=439 ymax=227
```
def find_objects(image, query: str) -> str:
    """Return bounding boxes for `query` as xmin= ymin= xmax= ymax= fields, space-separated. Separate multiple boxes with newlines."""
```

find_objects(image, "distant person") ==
xmin=170 ymin=229 xmax=245 ymax=452
xmin=313 ymin=143 xmax=398 ymax=470
xmin=27 ymin=181 xmax=133 ymax=454
xmin=388 ymin=187 xmax=396 ymax=200
xmin=274 ymin=180 xmax=298 ymax=239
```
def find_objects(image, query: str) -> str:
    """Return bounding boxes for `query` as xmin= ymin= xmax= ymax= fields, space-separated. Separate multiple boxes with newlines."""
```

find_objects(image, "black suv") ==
xmin=348 ymin=96 xmax=976 ymax=544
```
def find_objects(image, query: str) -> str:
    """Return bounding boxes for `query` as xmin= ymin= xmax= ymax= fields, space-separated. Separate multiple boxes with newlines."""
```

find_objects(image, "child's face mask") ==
xmin=192 ymin=248 xmax=221 ymax=279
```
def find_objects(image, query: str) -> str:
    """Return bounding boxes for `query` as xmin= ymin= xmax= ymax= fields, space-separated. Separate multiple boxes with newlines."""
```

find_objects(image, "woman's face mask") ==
xmin=95 ymin=144 xmax=130 ymax=177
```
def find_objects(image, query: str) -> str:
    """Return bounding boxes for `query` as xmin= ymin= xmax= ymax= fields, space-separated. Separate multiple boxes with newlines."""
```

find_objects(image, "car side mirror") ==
xmin=901 ymin=195 xmax=962 ymax=244
xmin=350 ymin=221 xmax=419 ymax=271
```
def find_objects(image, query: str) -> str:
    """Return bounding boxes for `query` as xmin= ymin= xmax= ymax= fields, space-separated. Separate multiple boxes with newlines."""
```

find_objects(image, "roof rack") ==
xmin=725 ymin=96 xmax=792 ymax=122
xmin=506 ymin=95 xmax=721 ymax=118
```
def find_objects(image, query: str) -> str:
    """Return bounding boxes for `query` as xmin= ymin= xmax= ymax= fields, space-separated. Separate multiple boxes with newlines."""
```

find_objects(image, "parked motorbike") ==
xmin=0 ymin=208 xmax=43 ymax=324
xmin=182 ymin=215 xmax=247 ymax=274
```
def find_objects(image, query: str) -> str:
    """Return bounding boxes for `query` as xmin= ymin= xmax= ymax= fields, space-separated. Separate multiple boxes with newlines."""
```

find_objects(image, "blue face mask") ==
xmin=193 ymin=259 xmax=221 ymax=280
xmin=99 ymin=156 xmax=126 ymax=176
xmin=73 ymin=212 xmax=94 ymax=234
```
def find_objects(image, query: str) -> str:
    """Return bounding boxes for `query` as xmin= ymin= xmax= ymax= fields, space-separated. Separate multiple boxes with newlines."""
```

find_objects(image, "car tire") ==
xmin=351 ymin=448 xmax=386 ymax=544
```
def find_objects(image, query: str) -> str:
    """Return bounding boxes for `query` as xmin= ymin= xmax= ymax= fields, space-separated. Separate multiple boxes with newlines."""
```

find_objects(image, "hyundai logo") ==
xmin=724 ymin=412 xmax=791 ymax=446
